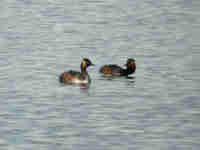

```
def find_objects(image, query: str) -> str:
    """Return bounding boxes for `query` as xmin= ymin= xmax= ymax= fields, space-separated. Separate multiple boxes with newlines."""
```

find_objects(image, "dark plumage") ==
xmin=59 ymin=58 xmax=94 ymax=84
xmin=99 ymin=58 xmax=136 ymax=76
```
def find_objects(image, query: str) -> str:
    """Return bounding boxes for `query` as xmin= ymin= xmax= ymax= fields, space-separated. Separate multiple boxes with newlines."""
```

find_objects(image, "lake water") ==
xmin=0 ymin=0 xmax=200 ymax=149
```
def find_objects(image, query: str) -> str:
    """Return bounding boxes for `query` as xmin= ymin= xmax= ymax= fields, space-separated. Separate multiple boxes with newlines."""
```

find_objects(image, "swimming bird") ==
xmin=59 ymin=58 xmax=94 ymax=84
xmin=99 ymin=58 xmax=136 ymax=76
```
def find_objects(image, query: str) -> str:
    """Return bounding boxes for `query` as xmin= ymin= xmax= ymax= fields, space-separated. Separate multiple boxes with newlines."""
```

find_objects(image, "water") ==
xmin=0 ymin=0 xmax=200 ymax=149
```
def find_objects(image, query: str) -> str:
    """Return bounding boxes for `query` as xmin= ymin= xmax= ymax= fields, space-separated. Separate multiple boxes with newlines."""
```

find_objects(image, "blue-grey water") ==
xmin=0 ymin=0 xmax=200 ymax=149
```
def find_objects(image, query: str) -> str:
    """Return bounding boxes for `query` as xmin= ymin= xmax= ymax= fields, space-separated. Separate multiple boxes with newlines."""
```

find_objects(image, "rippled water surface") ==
xmin=1 ymin=0 xmax=200 ymax=149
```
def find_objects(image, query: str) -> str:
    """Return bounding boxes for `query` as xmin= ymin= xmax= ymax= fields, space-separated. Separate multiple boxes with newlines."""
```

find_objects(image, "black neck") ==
xmin=81 ymin=67 xmax=88 ymax=73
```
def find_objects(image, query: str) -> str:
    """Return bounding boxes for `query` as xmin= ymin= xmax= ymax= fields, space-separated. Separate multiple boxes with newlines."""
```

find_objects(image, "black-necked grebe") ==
xmin=59 ymin=58 xmax=94 ymax=84
xmin=99 ymin=58 xmax=136 ymax=76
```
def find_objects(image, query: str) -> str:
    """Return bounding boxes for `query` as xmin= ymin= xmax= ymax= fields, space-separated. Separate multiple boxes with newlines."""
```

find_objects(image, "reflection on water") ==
xmin=99 ymin=75 xmax=136 ymax=84
xmin=0 ymin=0 xmax=200 ymax=149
